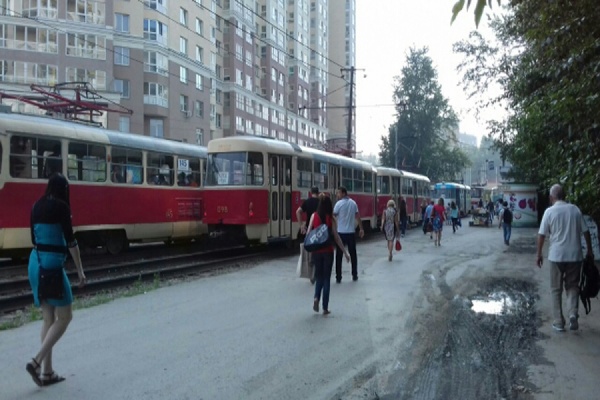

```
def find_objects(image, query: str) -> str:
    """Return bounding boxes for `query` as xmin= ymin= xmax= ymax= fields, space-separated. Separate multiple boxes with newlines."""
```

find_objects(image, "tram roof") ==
xmin=208 ymin=136 xmax=376 ymax=172
xmin=399 ymin=170 xmax=431 ymax=183
xmin=0 ymin=112 xmax=207 ymax=159
xmin=374 ymin=166 xmax=402 ymax=178
xmin=433 ymin=182 xmax=471 ymax=190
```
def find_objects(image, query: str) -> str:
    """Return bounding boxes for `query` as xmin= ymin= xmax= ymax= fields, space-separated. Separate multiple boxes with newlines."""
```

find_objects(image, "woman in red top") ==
xmin=432 ymin=198 xmax=446 ymax=246
xmin=307 ymin=195 xmax=349 ymax=315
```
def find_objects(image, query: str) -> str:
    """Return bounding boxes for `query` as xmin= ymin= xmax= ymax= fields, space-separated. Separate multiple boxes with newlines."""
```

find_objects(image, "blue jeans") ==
xmin=313 ymin=252 xmax=334 ymax=310
xmin=503 ymin=223 xmax=512 ymax=243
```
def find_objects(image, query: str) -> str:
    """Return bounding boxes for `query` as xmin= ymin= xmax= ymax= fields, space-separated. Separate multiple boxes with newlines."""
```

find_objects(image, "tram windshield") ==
xmin=206 ymin=152 xmax=264 ymax=186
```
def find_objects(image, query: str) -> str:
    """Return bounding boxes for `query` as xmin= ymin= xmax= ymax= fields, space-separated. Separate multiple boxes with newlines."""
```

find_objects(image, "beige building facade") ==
xmin=0 ymin=0 xmax=354 ymax=149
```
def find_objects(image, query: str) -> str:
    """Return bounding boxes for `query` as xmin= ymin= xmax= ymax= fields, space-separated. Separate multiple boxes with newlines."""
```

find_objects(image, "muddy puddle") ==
xmin=381 ymin=278 xmax=541 ymax=400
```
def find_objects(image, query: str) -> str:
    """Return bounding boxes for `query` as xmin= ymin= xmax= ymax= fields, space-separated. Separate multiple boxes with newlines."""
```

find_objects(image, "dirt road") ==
xmin=345 ymin=224 xmax=600 ymax=400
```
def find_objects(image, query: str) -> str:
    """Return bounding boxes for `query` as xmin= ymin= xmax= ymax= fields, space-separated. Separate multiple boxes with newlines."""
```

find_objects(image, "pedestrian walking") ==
xmin=296 ymin=186 xmax=320 ymax=283
xmin=498 ymin=201 xmax=513 ymax=245
xmin=26 ymin=174 xmax=86 ymax=387
xmin=450 ymin=201 xmax=459 ymax=233
xmin=307 ymin=195 xmax=349 ymax=315
xmin=381 ymin=200 xmax=399 ymax=261
xmin=432 ymin=198 xmax=446 ymax=246
xmin=399 ymin=197 xmax=408 ymax=237
xmin=333 ymin=186 xmax=364 ymax=282
xmin=424 ymin=200 xmax=434 ymax=238
xmin=536 ymin=184 xmax=593 ymax=332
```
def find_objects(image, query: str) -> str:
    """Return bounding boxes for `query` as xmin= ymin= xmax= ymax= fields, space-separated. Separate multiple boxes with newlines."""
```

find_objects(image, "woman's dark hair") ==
xmin=451 ymin=201 xmax=457 ymax=209
xmin=317 ymin=194 xmax=333 ymax=223
xmin=45 ymin=173 xmax=70 ymax=205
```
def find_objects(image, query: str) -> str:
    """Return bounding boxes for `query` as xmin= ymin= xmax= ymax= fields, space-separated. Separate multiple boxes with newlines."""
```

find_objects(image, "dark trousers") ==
xmin=335 ymin=233 xmax=357 ymax=281
xmin=313 ymin=252 xmax=334 ymax=310
xmin=400 ymin=216 xmax=407 ymax=235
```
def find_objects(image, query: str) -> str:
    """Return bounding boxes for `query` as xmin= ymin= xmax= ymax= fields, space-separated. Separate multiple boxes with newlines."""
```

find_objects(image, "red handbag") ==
xmin=395 ymin=238 xmax=402 ymax=251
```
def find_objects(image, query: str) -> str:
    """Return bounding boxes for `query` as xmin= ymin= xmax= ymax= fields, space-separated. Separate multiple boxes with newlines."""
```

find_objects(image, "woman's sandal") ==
xmin=42 ymin=372 xmax=66 ymax=386
xmin=26 ymin=358 xmax=42 ymax=387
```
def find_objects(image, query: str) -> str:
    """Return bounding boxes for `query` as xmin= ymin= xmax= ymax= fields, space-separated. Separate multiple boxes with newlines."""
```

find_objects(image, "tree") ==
xmin=451 ymin=0 xmax=502 ymax=28
xmin=379 ymin=47 xmax=470 ymax=183
xmin=453 ymin=0 xmax=600 ymax=221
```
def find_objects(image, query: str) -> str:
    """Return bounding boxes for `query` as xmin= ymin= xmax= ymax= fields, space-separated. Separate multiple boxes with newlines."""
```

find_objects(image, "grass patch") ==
xmin=0 ymin=275 xmax=163 ymax=331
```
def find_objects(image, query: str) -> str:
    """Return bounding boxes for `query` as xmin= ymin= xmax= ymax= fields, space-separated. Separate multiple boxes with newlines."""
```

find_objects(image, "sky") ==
xmin=354 ymin=0 xmax=501 ymax=158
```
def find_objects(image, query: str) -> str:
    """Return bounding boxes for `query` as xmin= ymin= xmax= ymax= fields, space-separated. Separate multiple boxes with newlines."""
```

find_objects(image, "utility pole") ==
xmin=340 ymin=66 xmax=364 ymax=157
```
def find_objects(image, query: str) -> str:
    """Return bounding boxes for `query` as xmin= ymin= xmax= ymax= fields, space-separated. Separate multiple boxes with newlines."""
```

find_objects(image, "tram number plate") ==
xmin=217 ymin=206 xmax=228 ymax=214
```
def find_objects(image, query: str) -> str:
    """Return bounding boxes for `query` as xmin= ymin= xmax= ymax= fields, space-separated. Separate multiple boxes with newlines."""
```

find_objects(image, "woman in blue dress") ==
xmin=26 ymin=174 xmax=86 ymax=387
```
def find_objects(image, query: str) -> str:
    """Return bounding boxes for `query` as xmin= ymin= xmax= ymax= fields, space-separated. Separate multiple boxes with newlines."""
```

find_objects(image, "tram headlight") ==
xmin=249 ymin=202 xmax=254 ymax=218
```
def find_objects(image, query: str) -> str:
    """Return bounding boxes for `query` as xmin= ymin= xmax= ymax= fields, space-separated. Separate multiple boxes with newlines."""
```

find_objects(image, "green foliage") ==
xmin=451 ymin=0 xmax=502 ymax=27
xmin=379 ymin=47 xmax=470 ymax=182
xmin=453 ymin=0 xmax=600 ymax=221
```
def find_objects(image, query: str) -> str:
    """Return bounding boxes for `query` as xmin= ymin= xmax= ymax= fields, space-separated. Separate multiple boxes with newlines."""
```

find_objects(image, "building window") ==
xmin=195 ymin=100 xmax=204 ymax=118
xmin=196 ymin=128 xmax=204 ymax=145
xmin=215 ymin=113 xmax=221 ymax=128
xmin=119 ymin=116 xmax=130 ymax=133
xmin=179 ymin=36 xmax=187 ymax=55
xmin=115 ymin=13 xmax=130 ymax=33
xmin=66 ymin=67 xmax=106 ymax=89
xmin=179 ymin=66 xmax=187 ymax=83
xmin=149 ymin=119 xmax=164 ymax=138
xmin=195 ymin=74 xmax=203 ymax=90
xmin=179 ymin=7 xmax=188 ymax=25
xmin=143 ymin=82 xmax=168 ymax=107
xmin=144 ymin=51 xmax=168 ymax=75
xmin=66 ymin=33 xmax=106 ymax=59
xmin=180 ymin=95 xmax=188 ymax=112
xmin=114 ymin=46 xmax=130 ymax=66
xmin=195 ymin=46 xmax=203 ymax=64
xmin=113 ymin=79 xmax=130 ymax=98
xmin=195 ymin=18 xmax=203 ymax=35
xmin=67 ymin=0 xmax=105 ymax=24
xmin=143 ymin=19 xmax=168 ymax=45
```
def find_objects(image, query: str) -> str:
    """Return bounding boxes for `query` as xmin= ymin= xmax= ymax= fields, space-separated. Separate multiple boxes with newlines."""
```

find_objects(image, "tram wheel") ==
xmin=106 ymin=231 xmax=129 ymax=255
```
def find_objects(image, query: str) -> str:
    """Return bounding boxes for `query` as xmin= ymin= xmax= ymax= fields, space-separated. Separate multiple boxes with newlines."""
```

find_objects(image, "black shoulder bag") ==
xmin=36 ymin=248 xmax=65 ymax=301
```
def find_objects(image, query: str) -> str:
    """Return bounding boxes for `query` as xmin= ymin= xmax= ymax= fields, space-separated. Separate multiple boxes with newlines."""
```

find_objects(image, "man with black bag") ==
xmin=536 ymin=184 xmax=593 ymax=332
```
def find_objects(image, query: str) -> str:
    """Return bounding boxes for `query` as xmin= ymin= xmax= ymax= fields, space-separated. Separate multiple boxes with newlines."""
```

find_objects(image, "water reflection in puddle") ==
xmin=471 ymin=291 xmax=515 ymax=315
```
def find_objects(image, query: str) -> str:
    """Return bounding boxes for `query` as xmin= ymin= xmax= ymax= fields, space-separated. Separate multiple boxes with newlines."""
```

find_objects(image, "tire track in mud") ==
xmin=379 ymin=252 xmax=542 ymax=400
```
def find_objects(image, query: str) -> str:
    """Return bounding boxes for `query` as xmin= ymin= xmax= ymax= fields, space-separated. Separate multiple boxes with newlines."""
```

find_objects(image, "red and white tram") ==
xmin=203 ymin=137 xmax=377 ymax=245
xmin=375 ymin=167 xmax=430 ymax=226
xmin=0 ymin=112 xmax=207 ymax=257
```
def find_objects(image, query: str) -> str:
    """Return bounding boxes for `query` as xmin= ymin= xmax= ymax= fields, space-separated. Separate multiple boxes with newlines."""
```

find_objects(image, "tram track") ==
xmin=0 ymin=245 xmax=290 ymax=315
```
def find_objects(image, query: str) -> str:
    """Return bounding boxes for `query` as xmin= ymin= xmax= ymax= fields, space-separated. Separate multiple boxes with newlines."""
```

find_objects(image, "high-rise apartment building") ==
xmin=0 ymin=0 xmax=353 ymax=150
xmin=327 ymin=0 xmax=356 ymax=154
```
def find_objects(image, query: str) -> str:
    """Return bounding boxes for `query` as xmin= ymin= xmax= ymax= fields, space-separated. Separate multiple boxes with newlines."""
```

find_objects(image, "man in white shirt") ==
xmin=537 ymin=184 xmax=593 ymax=332
xmin=333 ymin=186 xmax=364 ymax=283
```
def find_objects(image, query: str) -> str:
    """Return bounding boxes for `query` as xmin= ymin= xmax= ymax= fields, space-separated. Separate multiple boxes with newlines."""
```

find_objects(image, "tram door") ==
xmin=268 ymin=155 xmax=292 ymax=239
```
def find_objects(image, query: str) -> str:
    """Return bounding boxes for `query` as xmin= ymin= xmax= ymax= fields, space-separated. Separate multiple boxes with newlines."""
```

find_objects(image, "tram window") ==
xmin=313 ymin=161 xmax=327 ymax=190
xmin=147 ymin=152 xmax=174 ymax=186
xmin=271 ymin=192 xmax=278 ymax=220
xmin=364 ymin=172 xmax=373 ymax=193
xmin=342 ymin=168 xmax=353 ymax=191
xmin=270 ymin=157 xmax=278 ymax=186
xmin=176 ymin=157 xmax=201 ymax=187
xmin=284 ymin=159 xmax=291 ymax=186
xmin=406 ymin=179 xmax=413 ymax=195
xmin=206 ymin=152 xmax=247 ymax=186
xmin=378 ymin=176 xmax=390 ymax=194
xmin=111 ymin=147 xmax=143 ymax=184
xmin=246 ymin=152 xmax=264 ymax=186
xmin=9 ymin=135 xmax=61 ymax=179
xmin=353 ymin=169 xmax=363 ymax=192
xmin=67 ymin=142 xmax=106 ymax=182
xmin=297 ymin=158 xmax=312 ymax=188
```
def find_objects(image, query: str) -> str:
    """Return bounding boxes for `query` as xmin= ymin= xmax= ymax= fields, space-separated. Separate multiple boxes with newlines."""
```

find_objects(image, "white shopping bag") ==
xmin=297 ymin=244 xmax=314 ymax=281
